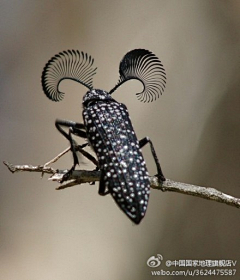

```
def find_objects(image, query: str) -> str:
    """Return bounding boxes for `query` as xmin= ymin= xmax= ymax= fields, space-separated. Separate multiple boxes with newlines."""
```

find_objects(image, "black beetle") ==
xmin=42 ymin=49 xmax=166 ymax=224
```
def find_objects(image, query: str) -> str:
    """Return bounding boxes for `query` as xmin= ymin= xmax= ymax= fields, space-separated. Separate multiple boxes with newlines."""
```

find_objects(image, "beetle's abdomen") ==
xmin=83 ymin=102 xmax=150 ymax=224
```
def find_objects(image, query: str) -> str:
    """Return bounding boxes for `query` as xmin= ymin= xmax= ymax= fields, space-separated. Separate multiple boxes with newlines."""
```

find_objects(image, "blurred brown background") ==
xmin=1 ymin=1 xmax=240 ymax=279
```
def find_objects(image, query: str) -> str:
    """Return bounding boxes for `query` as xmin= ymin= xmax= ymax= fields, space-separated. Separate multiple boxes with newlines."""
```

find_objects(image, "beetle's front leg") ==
xmin=55 ymin=119 xmax=87 ymax=182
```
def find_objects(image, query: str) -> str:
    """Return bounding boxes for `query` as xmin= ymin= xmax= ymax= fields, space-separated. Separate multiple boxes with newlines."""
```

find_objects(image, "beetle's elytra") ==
xmin=41 ymin=49 xmax=166 ymax=224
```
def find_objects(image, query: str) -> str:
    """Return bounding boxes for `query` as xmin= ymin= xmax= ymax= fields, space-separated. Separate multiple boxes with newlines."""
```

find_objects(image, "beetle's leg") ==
xmin=55 ymin=119 xmax=87 ymax=140
xmin=77 ymin=145 xmax=99 ymax=168
xmin=139 ymin=137 xmax=165 ymax=182
xmin=55 ymin=119 xmax=86 ymax=168
xmin=55 ymin=119 xmax=98 ymax=182
xmin=98 ymin=172 xmax=110 ymax=196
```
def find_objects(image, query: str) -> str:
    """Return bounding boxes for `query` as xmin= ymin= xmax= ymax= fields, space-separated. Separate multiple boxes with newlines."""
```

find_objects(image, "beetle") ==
xmin=41 ymin=49 xmax=166 ymax=224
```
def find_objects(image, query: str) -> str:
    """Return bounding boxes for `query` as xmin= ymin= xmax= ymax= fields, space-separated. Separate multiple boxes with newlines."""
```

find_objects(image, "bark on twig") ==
xmin=3 ymin=158 xmax=240 ymax=209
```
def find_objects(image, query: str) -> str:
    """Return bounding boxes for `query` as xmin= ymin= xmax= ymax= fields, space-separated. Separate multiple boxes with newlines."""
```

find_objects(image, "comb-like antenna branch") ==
xmin=109 ymin=49 xmax=166 ymax=102
xmin=42 ymin=50 xmax=97 ymax=102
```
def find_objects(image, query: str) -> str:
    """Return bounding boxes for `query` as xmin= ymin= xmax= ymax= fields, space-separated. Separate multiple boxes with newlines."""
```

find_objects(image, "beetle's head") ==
xmin=82 ymin=89 xmax=113 ymax=107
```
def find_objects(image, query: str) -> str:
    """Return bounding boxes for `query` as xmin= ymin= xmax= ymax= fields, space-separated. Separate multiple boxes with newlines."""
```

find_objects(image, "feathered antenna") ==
xmin=41 ymin=50 xmax=97 ymax=102
xmin=109 ymin=49 xmax=166 ymax=102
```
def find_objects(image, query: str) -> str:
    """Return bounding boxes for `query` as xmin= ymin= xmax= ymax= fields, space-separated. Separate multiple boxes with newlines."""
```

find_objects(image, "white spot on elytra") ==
xmin=120 ymin=161 xmax=127 ymax=168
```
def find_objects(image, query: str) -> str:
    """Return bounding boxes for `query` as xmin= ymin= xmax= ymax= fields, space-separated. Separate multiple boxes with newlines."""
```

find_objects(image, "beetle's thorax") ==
xmin=82 ymin=89 xmax=114 ymax=107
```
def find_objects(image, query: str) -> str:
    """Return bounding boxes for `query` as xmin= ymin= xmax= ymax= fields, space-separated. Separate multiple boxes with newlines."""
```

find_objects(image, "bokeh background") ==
xmin=1 ymin=1 xmax=240 ymax=279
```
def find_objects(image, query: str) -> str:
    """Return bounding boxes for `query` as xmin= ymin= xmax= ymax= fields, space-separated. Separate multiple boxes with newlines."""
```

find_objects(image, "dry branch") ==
xmin=3 ymin=148 xmax=240 ymax=210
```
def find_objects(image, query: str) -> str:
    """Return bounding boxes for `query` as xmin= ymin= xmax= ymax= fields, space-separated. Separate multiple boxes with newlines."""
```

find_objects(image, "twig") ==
xmin=44 ymin=146 xmax=71 ymax=166
xmin=3 ymin=157 xmax=240 ymax=209
xmin=3 ymin=161 xmax=56 ymax=174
